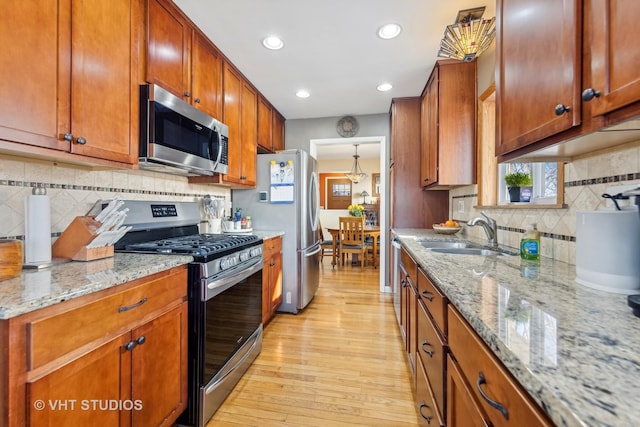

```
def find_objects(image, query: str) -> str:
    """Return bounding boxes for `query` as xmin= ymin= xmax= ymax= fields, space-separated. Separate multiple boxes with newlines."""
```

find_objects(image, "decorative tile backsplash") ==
xmin=450 ymin=140 xmax=640 ymax=265
xmin=0 ymin=154 xmax=230 ymax=240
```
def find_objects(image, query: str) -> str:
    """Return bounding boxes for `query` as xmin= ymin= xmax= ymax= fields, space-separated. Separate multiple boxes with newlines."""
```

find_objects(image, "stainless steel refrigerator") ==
xmin=232 ymin=149 xmax=320 ymax=313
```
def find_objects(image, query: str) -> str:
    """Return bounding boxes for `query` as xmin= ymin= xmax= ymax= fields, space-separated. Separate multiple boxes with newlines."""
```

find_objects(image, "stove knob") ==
xmin=250 ymin=247 xmax=262 ymax=257
xmin=239 ymin=250 xmax=250 ymax=261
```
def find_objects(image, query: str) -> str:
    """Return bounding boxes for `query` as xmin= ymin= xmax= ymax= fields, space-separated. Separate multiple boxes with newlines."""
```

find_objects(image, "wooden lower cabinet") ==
xmin=416 ymin=355 xmax=445 ymax=426
xmin=262 ymin=236 xmax=283 ymax=325
xmin=446 ymin=355 xmax=491 ymax=427
xmin=448 ymin=306 xmax=552 ymax=427
xmin=2 ymin=267 xmax=188 ymax=427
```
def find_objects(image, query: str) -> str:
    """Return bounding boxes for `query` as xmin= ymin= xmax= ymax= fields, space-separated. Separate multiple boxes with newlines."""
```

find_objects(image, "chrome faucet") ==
xmin=467 ymin=211 xmax=498 ymax=248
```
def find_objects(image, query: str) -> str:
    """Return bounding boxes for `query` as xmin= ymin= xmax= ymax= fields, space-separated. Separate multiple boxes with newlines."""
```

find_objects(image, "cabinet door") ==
xmin=270 ymin=249 xmax=283 ymax=313
xmin=222 ymin=62 xmax=243 ymax=184
xmin=27 ymin=334 xmax=131 ymax=427
xmin=240 ymin=81 xmax=258 ymax=186
xmin=69 ymin=0 xmax=137 ymax=163
xmin=0 ymin=2 xmax=67 ymax=151
xmin=272 ymin=110 xmax=285 ymax=152
xmin=447 ymin=355 xmax=491 ymax=427
xmin=191 ymin=31 xmax=223 ymax=120
xmin=257 ymin=96 xmax=273 ymax=151
xmin=240 ymin=81 xmax=258 ymax=187
xmin=147 ymin=0 xmax=189 ymax=99
xmin=131 ymin=303 xmax=188 ymax=427
xmin=496 ymin=0 xmax=581 ymax=156
xmin=587 ymin=0 xmax=640 ymax=116
xmin=421 ymin=70 xmax=438 ymax=187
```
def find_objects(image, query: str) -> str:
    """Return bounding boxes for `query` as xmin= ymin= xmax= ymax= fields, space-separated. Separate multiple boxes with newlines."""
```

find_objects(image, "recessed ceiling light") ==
xmin=262 ymin=36 xmax=284 ymax=50
xmin=377 ymin=23 xmax=402 ymax=40
xmin=377 ymin=83 xmax=393 ymax=92
xmin=296 ymin=90 xmax=310 ymax=98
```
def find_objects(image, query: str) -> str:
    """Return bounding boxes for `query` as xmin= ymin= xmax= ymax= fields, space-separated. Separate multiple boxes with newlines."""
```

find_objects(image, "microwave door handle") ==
xmin=211 ymin=125 xmax=222 ymax=171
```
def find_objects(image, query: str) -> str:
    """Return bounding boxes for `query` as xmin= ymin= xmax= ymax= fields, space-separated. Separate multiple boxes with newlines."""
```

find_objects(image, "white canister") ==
xmin=576 ymin=207 xmax=640 ymax=294
xmin=208 ymin=218 xmax=222 ymax=234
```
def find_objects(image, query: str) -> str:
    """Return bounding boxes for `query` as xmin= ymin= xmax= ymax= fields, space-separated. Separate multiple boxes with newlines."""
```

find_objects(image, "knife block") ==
xmin=52 ymin=216 xmax=114 ymax=261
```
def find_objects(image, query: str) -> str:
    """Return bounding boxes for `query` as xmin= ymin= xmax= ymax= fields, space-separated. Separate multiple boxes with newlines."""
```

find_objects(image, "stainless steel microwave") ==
xmin=139 ymin=84 xmax=229 ymax=176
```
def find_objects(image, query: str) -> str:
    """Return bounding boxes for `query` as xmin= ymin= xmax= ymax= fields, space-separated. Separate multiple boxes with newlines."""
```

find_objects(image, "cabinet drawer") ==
xmin=28 ymin=269 xmax=187 ymax=370
xmin=416 ymin=354 xmax=444 ymax=426
xmin=417 ymin=268 xmax=447 ymax=336
xmin=263 ymin=236 xmax=282 ymax=257
xmin=417 ymin=301 xmax=446 ymax=417
xmin=400 ymin=248 xmax=417 ymax=281
xmin=448 ymin=306 xmax=552 ymax=427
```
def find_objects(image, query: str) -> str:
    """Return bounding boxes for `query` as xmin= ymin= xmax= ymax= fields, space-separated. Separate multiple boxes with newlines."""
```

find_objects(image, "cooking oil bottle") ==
xmin=520 ymin=223 xmax=540 ymax=261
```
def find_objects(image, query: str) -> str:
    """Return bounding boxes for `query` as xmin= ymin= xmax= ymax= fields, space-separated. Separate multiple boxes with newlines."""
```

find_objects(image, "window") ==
xmin=498 ymin=162 xmax=559 ymax=204
xmin=327 ymin=178 xmax=352 ymax=209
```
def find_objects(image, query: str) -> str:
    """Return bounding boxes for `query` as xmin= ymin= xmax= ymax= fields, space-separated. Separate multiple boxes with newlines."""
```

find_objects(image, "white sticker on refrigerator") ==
xmin=270 ymin=184 xmax=294 ymax=203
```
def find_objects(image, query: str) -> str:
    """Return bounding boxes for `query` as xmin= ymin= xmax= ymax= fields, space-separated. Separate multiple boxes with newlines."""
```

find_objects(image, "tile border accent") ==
xmin=565 ymin=172 xmax=640 ymax=187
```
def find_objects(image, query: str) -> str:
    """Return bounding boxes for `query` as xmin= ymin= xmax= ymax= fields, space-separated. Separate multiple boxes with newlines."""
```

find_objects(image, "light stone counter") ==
xmin=0 ymin=254 xmax=192 ymax=319
xmin=250 ymin=230 xmax=285 ymax=241
xmin=394 ymin=228 xmax=640 ymax=427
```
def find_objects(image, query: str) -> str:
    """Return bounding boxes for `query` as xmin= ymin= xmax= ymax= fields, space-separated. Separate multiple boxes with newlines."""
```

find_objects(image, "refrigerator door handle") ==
xmin=309 ymin=171 xmax=320 ymax=233
xmin=305 ymin=244 xmax=322 ymax=257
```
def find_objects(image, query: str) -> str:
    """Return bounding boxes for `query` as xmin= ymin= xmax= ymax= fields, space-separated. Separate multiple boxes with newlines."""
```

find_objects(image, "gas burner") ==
xmin=124 ymin=233 xmax=261 ymax=259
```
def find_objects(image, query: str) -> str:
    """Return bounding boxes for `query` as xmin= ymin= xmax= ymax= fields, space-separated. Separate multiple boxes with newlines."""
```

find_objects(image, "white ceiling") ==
xmin=173 ymin=0 xmax=496 ymax=122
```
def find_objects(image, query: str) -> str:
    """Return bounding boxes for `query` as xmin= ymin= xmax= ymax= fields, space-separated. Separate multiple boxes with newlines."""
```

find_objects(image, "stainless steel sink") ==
xmin=418 ymin=241 xmax=476 ymax=249
xmin=430 ymin=247 xmax=512 ymax=256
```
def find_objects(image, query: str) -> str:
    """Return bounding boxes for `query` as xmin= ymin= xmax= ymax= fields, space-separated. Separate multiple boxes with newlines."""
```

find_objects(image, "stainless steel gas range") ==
xmin=111 ymin=200 xmax=263 ymax=427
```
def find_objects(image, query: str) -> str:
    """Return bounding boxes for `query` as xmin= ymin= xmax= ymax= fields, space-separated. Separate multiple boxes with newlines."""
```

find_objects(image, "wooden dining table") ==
xmin=326 ymin=225 xmax=381 ymax=268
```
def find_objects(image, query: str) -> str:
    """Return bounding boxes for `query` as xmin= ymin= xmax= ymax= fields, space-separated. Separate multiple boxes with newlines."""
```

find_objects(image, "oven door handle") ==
xmin=204 ymin=332 xmax=261 ymax=395
xmin=204 ymin=258 xmax=263 ymax=300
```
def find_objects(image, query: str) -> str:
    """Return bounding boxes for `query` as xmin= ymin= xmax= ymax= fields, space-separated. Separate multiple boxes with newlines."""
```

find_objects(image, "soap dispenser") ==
xmin=520 ymin=223 xmax=540 ymax=261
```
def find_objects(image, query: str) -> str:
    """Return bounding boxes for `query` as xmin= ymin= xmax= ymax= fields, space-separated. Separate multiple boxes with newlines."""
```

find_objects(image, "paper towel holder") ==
xmin=23 ymin=187 xmax=53 ymax=269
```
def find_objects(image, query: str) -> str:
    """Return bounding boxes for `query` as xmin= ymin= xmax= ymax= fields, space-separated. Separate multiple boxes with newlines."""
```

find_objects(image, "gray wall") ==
xmin=285 ymin=113 xmax=390 ymax=153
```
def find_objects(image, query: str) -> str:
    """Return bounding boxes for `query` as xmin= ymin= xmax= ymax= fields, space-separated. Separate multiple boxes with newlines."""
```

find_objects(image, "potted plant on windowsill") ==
xmin=505 ymin=171 xmax=533 ymax=202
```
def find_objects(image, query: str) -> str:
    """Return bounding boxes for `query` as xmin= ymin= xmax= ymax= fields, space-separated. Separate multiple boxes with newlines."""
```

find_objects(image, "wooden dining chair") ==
xmin=318 ymin=220 xmax=338 ymax=265
xmin=338 ymin=216 xmax=366 ymax=267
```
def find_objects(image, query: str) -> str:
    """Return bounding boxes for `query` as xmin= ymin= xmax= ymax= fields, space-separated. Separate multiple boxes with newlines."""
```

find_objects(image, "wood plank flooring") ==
xmin=206 ymin=262 xmax=421 ymax=426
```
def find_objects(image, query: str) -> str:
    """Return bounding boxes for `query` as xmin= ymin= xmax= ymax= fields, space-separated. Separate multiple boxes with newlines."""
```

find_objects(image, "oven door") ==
xmin=198 ymin=258 xmax=263 ymax=426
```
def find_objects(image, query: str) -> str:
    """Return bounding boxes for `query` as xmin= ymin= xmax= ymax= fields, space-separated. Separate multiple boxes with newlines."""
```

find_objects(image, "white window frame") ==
xmin=498 ymin=162 xmax=558 ymax=205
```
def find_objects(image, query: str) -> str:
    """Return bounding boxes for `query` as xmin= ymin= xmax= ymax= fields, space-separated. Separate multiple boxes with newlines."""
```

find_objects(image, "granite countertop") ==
xmin=394 ymin=228 xmax=640 ymax=427
xmin=0 ymin=254 xmax=193 ymax=320
xmin=251 ymin=230 xmax=285 ymax=240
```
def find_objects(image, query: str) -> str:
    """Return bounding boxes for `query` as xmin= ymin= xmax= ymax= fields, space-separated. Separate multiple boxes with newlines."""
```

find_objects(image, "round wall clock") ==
xmin=336 ymin=116 xmax=359 ymax=138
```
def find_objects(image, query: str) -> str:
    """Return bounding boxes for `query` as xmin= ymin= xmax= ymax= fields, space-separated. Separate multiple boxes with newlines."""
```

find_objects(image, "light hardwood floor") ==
xmin=206 ymin=262 xmax=421 ymax=426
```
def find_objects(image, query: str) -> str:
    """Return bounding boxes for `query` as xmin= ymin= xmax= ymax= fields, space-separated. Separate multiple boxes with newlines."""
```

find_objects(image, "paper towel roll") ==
xmin=24 ymin=190 xmax=52 ymax=265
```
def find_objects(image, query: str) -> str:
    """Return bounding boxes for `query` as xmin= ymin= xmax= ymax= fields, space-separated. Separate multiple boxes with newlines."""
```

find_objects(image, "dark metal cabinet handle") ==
xmin=581 ymin=88 xmax=601 ymax=102
xmin=401 ymin=278 xmax=407 ymax=288
xmin=136 ymin=336 xmax=146 ymax=345
xmin=423 ymin=177 xmax=430 ymax=182
xmin=75 ymin=136 xmax=87 ymax=145
xmin=421 ymin=340 xmax=434 ymax=357
xmin=476 ymin=371 xmax=509 ymax=420
xmin=554 ymin=104 xmax=571 ymax=116
xmin=63 ymin=133 xmax=73 ymax=142
xmin=194 ymin=98 xmax=201 ymax=103
xmin=418 ymin=401 xmax=432 ymax=423
xmin=184 ymin=91 xmax=191 ymax=98
xmin=421 ymin=290 xmax=434 ymax=301
xmin=118 ymin=297 xmax=148 ymax=313
xmin=124 ymin=341 xmax=136 ymax=351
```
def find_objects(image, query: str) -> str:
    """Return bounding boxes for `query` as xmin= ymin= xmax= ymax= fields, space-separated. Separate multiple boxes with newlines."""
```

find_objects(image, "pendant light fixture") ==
xmin=345 ymin=144 xmax=367 ymax=183
xmin=437 ymin=6 xmax=496 ymax=63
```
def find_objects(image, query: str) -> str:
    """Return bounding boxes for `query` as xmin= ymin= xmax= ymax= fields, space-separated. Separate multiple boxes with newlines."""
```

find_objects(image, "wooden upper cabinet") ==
xmin=241 ymin=81 xmax=258 ymax=186
xmin=420 ymin=60 xmax=477 ymax=189
xmin=146 ymin=0 xmax=190 ymax=99
xmin=222 ymin=62 xmax=243 ymax=184
xmin=257 ymin=95 xmax=273 ymax=152
xmin=272 ymin=110 xmax=285 ymax=152
xmin=69 ymin=0 xmax=138 ymax=163
xmin=496 ymin=0 xmax=581 ymax=157
xmin=586 ymin=0 xmax=640 ymax=117
xmin=0 ymin=1 xmax=66 ymax=151
xmin=0 ymin=0 xmax=138 ymax=164
xmin=191 ymin=30 xmax=223 ymax=120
